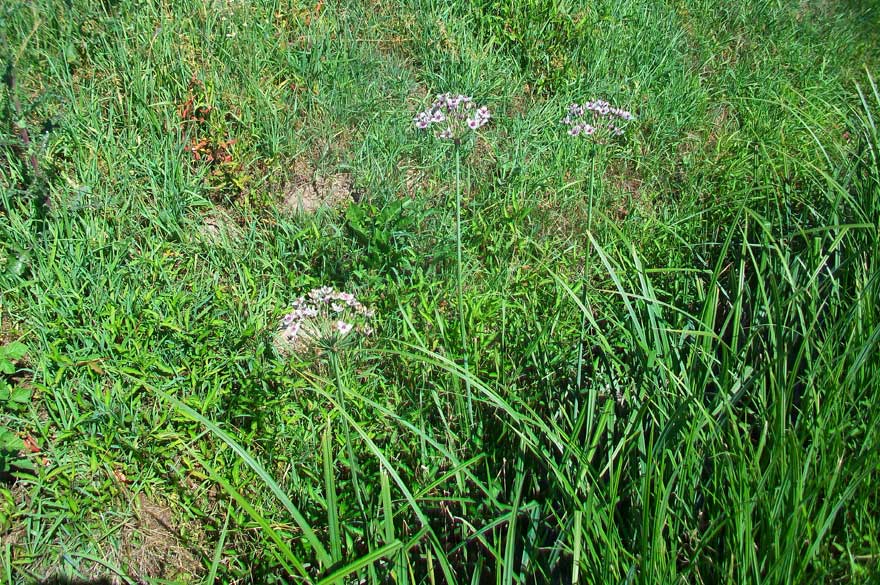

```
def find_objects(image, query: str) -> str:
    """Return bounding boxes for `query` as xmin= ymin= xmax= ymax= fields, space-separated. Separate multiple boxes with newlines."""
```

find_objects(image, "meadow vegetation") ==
xmin=1 ymin=0 xmax=879 ymax=582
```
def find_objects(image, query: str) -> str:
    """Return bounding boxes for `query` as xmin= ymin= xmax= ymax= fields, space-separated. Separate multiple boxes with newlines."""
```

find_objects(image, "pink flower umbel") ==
xmin=562 ymin=99 xmax=635 ymax=141
xmin=276 ymin=287 xmax=374 ymax=355
xmin=413 ymin=93 xmax=491 ymax=142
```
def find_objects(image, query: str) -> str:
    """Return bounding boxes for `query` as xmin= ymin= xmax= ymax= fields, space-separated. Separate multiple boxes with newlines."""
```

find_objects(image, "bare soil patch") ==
xmin=197 ymin=205 xmax=243 ymax=244
xmin=280 ymin=165 xmax=354 ymax=214
xmin=119 ymin=492 xmax=202 ymax=582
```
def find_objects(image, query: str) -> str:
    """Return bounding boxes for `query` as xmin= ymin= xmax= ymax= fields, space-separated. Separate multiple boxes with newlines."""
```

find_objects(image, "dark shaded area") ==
xmin=37 ymin=578 xmax=113 ymax=585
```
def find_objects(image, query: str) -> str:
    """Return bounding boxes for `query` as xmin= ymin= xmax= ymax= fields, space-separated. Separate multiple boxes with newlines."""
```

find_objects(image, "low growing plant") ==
xmin=0 ymin=341 xmax=33 ymax=478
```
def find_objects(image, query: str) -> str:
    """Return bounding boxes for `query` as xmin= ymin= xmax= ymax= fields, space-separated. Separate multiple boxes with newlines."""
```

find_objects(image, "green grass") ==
xmin=1 ymin=0 xmax=879 ymax=582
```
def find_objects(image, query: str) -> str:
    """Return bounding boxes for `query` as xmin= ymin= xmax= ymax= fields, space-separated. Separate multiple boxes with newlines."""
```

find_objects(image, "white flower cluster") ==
xmin=413 ymin=93 xmax=491 ymax=140
xmin=279 ymin=287 xmax=373 ymax=351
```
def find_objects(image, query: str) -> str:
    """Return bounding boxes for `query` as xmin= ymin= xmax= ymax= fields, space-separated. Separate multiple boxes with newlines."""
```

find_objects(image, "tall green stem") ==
xmin=454 ymin=146 xmax=473 ymax=428
xmin=576 ymin=150 xmax=596 ymax=393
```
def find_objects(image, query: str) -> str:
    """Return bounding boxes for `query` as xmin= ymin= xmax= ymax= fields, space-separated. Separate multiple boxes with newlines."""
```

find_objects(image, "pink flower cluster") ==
xmin=562 ymin=100 xmax=635 ymax=138
xmin=279 ymin=286 xmax=374 ymax=347
xmin=414 ymin=93 xmax=491 ymax=140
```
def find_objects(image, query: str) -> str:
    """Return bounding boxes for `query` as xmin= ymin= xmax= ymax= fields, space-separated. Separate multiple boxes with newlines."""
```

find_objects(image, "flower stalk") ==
xmin=415 ymin=93 xmax=491 ymax=429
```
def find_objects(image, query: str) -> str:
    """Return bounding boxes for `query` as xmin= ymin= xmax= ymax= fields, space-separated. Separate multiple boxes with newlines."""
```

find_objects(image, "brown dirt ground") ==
xmin=280 ymin=169 xmax=354 ymax=214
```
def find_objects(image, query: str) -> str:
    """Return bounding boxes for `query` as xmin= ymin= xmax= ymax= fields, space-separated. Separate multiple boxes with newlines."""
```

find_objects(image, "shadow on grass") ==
xmin=37 ymin=578 xmax=113 ymax=585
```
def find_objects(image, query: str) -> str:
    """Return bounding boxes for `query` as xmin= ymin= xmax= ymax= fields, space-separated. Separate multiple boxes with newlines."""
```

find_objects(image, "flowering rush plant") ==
xmin=413 ymin=93 xmax=491 ymax=141
xmin=278 ymin=286 xmax=374 ymax=354
xmin=562 ymin=99 xmax=635 ymax=139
